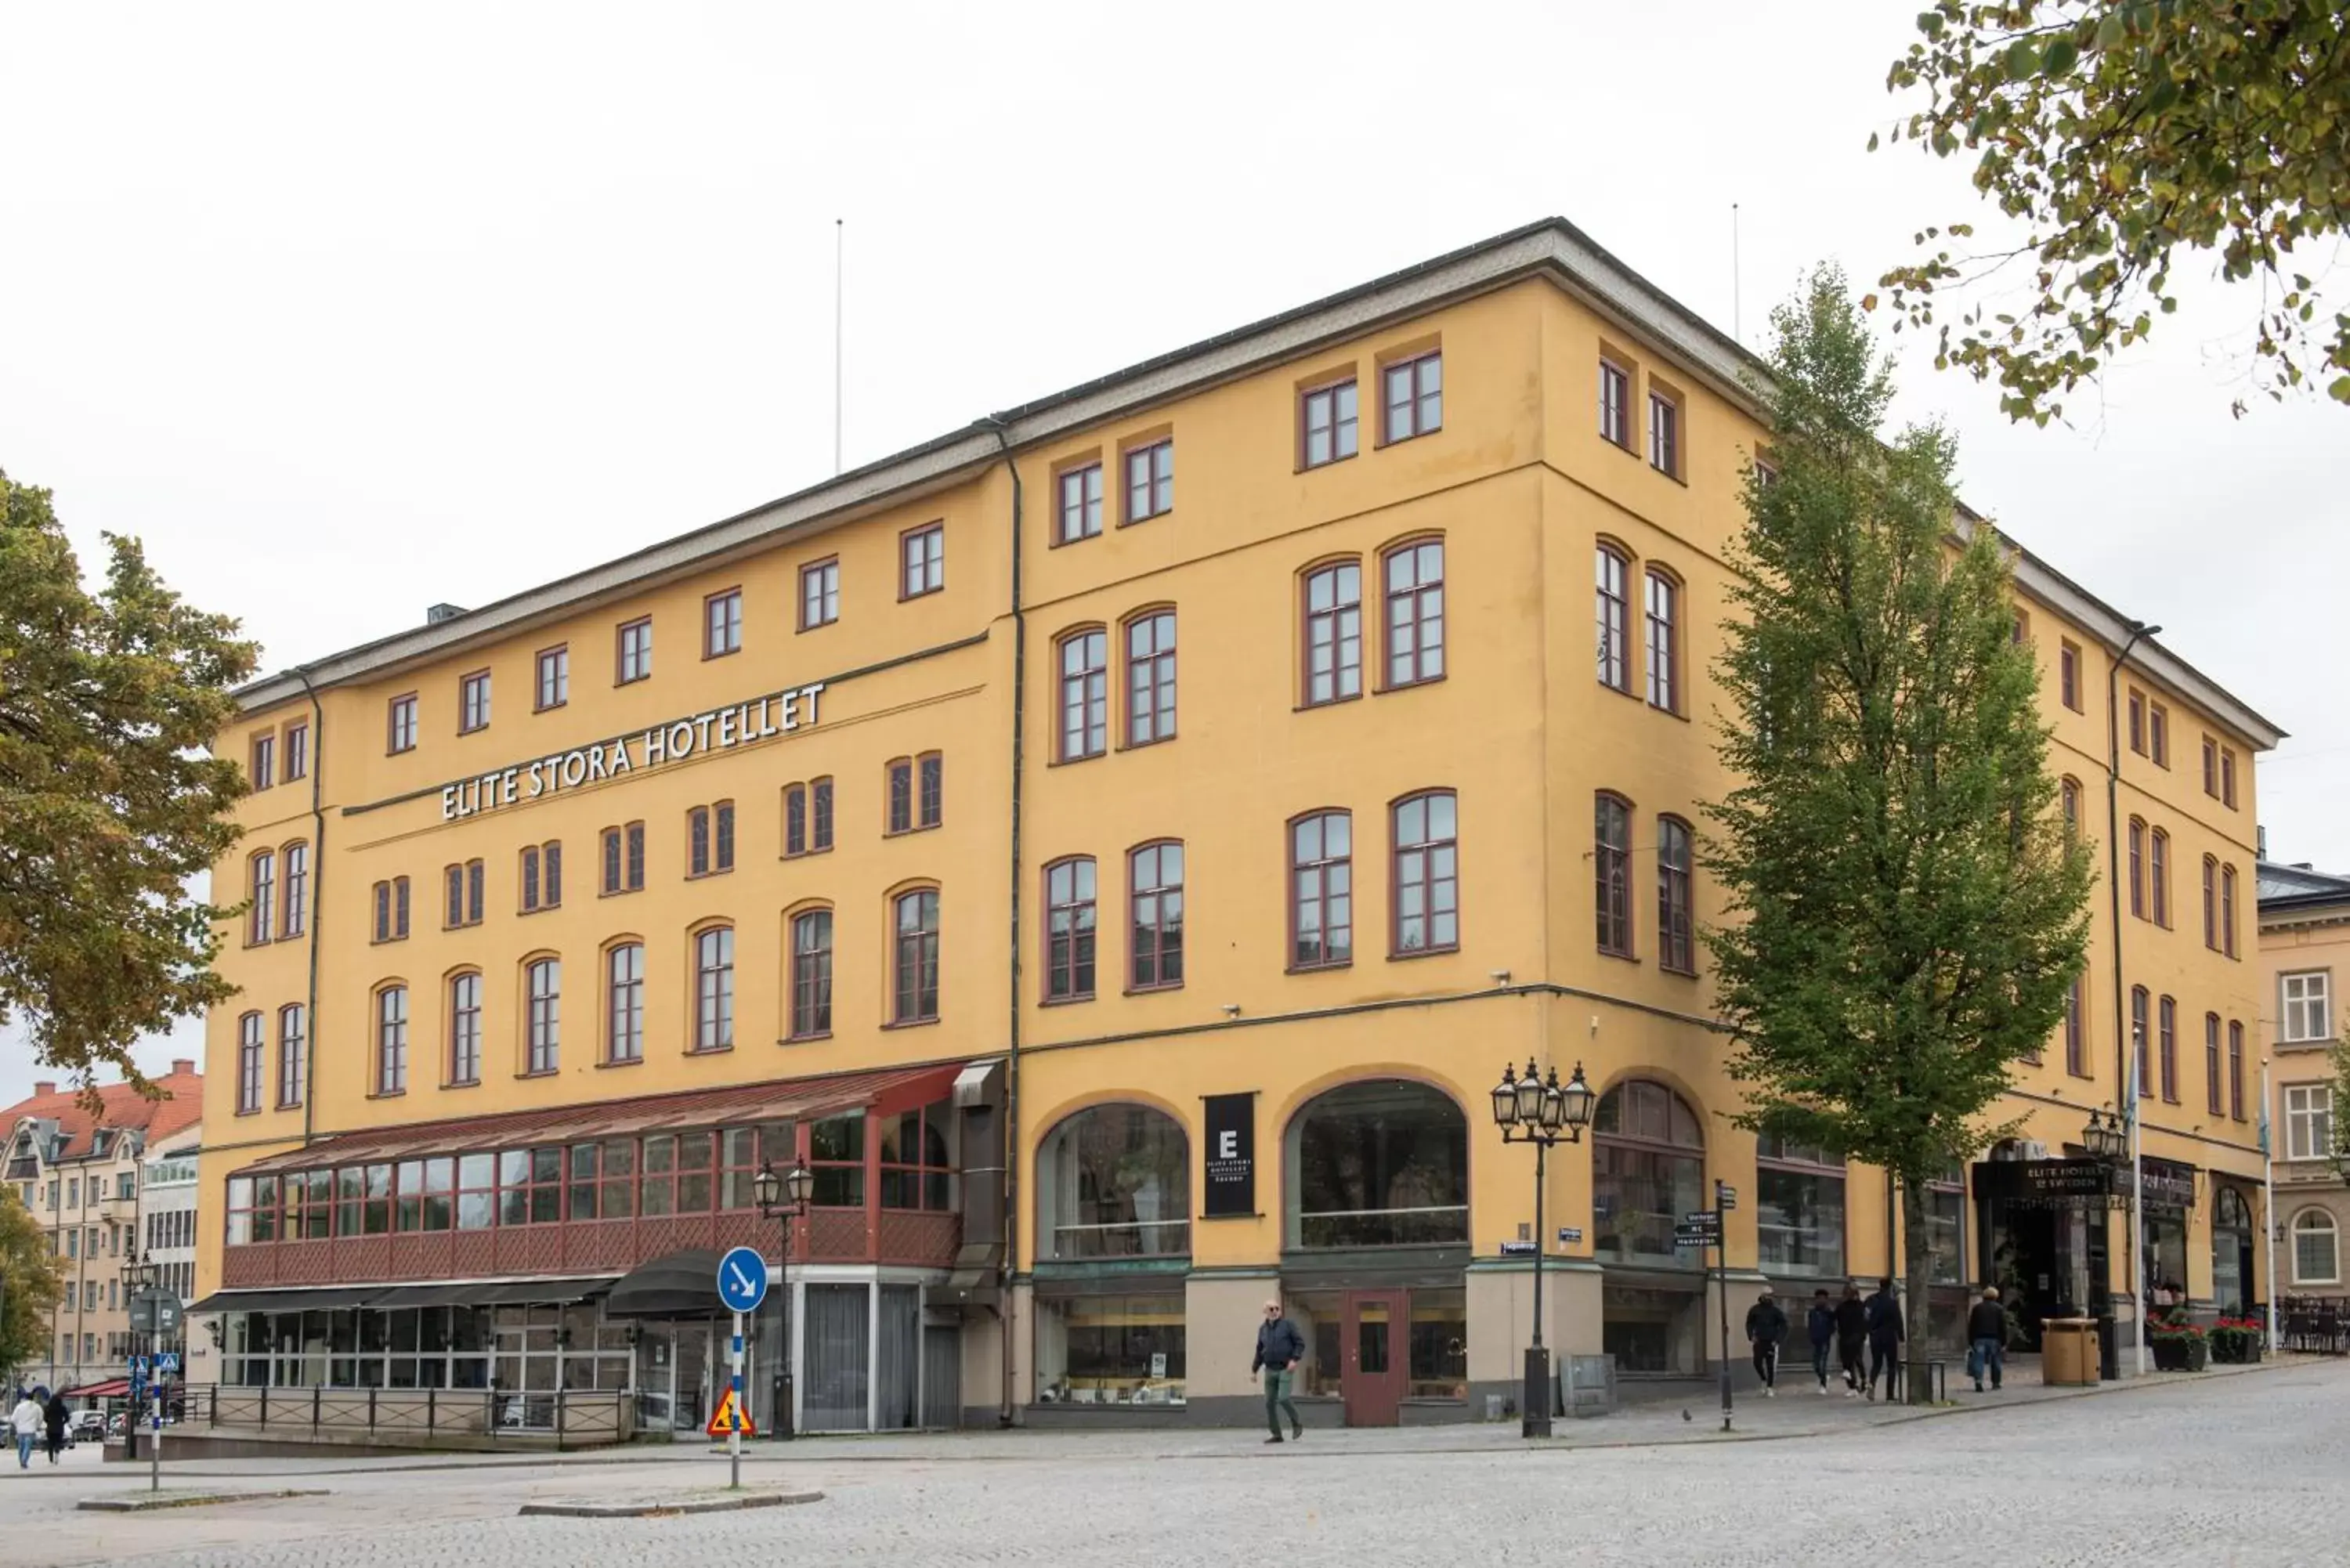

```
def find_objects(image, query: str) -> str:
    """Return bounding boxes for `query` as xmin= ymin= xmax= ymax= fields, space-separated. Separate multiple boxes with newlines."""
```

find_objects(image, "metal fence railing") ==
xmin=204 ymin=1385 xmax=633 ymax=1448
xmin=2278 ymin=1296 xmax=2349 ymax=1356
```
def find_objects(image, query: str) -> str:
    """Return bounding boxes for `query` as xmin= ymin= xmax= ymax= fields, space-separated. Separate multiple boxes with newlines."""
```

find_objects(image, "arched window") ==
xmin=1643 ymin=568 xmax=1679 ymax=711
xmin=2128 ymin=818 xmax=2146 ymax=917
xmin=1657 ymin=816 xmax=1694 ymax=974
xmin=521 ymin=842 xmax=562 ymax=912
xmin=2060 ymin=777 xmax=2081 ymax=835
xmin=2221 ymin=864 xmax=2240 ymax=957
xmin=783 ymin=782 xmax=808 ymax=857
xmin=248 ymin=851 xmax=276 ymax=946
xmin=2149 ymin=829 xmax=2171 ymax=927
xmin=1596 ymin=544 xmax=1632 ymax=692
xmin=526 ymin=958 xmax=560 ymax=1075
xmin=281 ymin=842 xmax=309 ymax=938
xmin=1595 ymin=793 xmax=1633 ymax=957
xmin=1288 ymin=1079 xmax=1467 ymax=1248
xmin=1129 ymin=842 xmax=1184 ymax=991
xmin=2157 ymin=995 xmax=2178 ymax=1101
xmin=606 ymin=942 xmax=645 ymax=1064
xmin=1038 ymin=1104 xmax=1191 ymax=1258
xmin=1125 ymin=609 xmax=1178 ymax=745
xmin=1593 ymin=1079 xmax=1704 ymax=1263
xmin=1044 ymin=858 xmax=1097 ymax=1002
xmin=1391 ymin=791 xmax=1458 ymax=955
xmin=1755 ymin=1133 xmax=1844 ymax=1277
xmin=374 ymin=985 xmax=409 ymax=1096
xmin=236 ymin=1012 xmax=264 ymax=1113
xmin=2205 ymin=1013 xmax=2224 ymax=1115
xmin=2130 ymin=987 xmax=2150 ymax=1096
xmin=2294 ymin=1209 xmax=2339 ymax=1286
xmin=1289 ymin=811 xmax=1352 ymax=970
xmin=2211 ymin=1188 xmax=2255 ymax=1311
xmin=1301 ymin=561 xmax=1362 ymax=706
xmin=2202 ymin=856 xmax=2218 ymax=948
xmin=894 ymin=888 xmax=941 ymax=1024
xmin=448 ymin=972 xmax=483 ymax=1086
xmin=1058 ymin=627 xmax=1109 ymax=761
xmin=693 ymin=926 xmax=735 ymax=1051
xmin=790 ymin=909 xmax=833 ymax=1039
xmin=277 ymin=1003 xmax=306 ymax=1108
xmin=1382 ymin=537 xmax=1444 ymax=688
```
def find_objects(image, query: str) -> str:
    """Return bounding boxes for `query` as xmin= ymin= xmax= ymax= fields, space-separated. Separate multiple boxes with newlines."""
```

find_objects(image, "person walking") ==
xmin=1866 ymin=1277 xmax=1906 ymax=1402
xmin=9 ymin=1389 xmax=41 ymax=1469
xmin=1250 ymin=1298 xmax=1305 ymax=1444
xmin=1806 ymin=1288 xmax=1837 ymax=1393
xmin=1969 ymin=1286 xmax=2009 ymax=1393
xmin=1744 ymin=1288 xmax=1788 ymax=1397
xmin=42 ymin=1393 xmax=70 ymax=1465
xmin=1833 ymin=1284 xmax=1869 ymax=1396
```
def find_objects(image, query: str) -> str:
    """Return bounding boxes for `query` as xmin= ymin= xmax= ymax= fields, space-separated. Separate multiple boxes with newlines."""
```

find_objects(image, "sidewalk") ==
xmin=34 ymin=1351 xmax=2314 ymax=1480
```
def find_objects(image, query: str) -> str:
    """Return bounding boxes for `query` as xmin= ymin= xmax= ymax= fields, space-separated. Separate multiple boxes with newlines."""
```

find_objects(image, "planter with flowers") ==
xmin=2149 ymin=1311 xmax=2209 ymax=1372
xmin=2209 ymin=1317 xmax=2266 ymax=1364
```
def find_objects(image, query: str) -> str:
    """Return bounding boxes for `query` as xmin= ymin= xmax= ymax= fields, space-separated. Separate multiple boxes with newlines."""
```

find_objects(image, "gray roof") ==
xmin=228 ymin=216 xmax=2288 ymax=753
xmin=2258 ymin=860 xmax=2350 ymax=909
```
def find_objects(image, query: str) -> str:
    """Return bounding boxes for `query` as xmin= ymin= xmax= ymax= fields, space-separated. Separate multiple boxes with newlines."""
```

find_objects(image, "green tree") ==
xmin=1875 ymin=0 xmax=2350 ymax=421
xmin=1705 ymin=270 xmax=2095 ymax=1403
xmin=1 ymin=469 xmax=258 ymax=1088
xmin=0 ymin=1185 xmax=65 ymax=1384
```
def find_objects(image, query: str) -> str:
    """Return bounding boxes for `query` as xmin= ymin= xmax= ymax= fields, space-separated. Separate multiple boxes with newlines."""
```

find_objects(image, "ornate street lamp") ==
xmin=119 ymin=1249 xmax=157 ymax=1460
xmin=1491 ymin=1060 xmax=1596 ymax=1439
xmin=754 ymin=1158 xmax=815 ymax=1438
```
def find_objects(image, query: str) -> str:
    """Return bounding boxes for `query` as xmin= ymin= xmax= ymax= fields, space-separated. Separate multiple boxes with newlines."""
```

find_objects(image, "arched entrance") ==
xmin=1281 ymin=1079 xmax=1469 ymax=1426
xmin=1593 ymin=1078 xmax=1706 ymax=1375
xmin=1032 ymin=1104 xmax=1191 ymax=1408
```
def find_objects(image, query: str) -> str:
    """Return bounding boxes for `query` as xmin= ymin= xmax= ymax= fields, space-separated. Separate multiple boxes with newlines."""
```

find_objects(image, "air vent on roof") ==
xmin=426 ymin=603 xmax=467 ymax=626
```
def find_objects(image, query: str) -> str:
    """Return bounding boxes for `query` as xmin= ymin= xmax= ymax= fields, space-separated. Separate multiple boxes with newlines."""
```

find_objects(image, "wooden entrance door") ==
xmin=1342 ymin=1290 xmax=1407 ymax=1427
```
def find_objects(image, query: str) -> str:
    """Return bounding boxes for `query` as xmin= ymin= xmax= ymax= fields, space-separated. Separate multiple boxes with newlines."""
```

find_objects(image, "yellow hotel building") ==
xmin=193 ymin=219 xmax=2283 ymax=1436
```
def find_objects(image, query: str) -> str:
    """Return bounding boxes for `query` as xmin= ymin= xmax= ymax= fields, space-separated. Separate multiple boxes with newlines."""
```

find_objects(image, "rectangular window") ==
xmin=901 ymin=523 xmax=944 ymax=599
xmin=375 ymin=986 xmax=409 ymax=1096
xmin=459 ymin=670 xmax=491 ymax=733
xmin=617 ymin=618 xmax=653 ymax=685
xmin=627 ymin=822 xmax=645 ymax=891
xmin=2059 ymin=641 xmax=2081 ymax=711
xmin=2128 ymin=688 xmax=2146 ymax=754
xmin=2287 ymin=1085 xmax=2334 ymax=1162
xmin=917 ymin=754 xmax=942 ymax=829
xmin=2128 ymin=822 xmax=2146 ymax=917
xmin=1124 ymin=438 xmax=1173 ymax=523
xmin=1658 ymin=817 xmax=1694 ymax=974
xmin=542 ymin=842 xmax=562 ymax=909
xmin=2158 ymin=995 xmax=2178 ymax=1103
xmin=1058 ymin=629 xmax=1109 ymax=760
xmin=1383 ymin=540 xmax=1444 ymax=688
xmin=1644 ymin=571 xmax=1678 ymax=712
xmin=2204 ymin=858 xmax=2218 ymax=948
xmin=689 ymin=805 xmax=712 ymax=876
xmin=607 ymin=943 xmax=645 ymax=1063
xmin=1303 ymin=562 xmax=1362 ymax=706
xmin=1057 ymin=461 xmax=1103 ymax=544
xmin=522 ymin=845 xmax=542 ymax=912
xmin=2221 ymin=747 xmax=2238 ymax=808
xmin=717 ymin=800 xmax=734 ymax=871
xmin=694 ymin=927 xmax=735 ymax=1051
xmin=250 ymin=732 xmax=275 ymax=789
xmin=704 ymin=588 xmax=743 ymax=658
xmin=1596 ymin=547 xmax=1630 ymax=692
xmin=2065 ymin=974 xmax=2088 ymax=1077
xmin=1392 ymin=792 xmax=1459 ymax=956
xmin=249 ymin=852 xmax=275 ymax=945
xmin=1130 ymin=842 xmax=1184 ymax=992
xmin=2284 ymin=971 xmax=2334 ymax=1045
xmin=887 ymin=761 xmax=913 ymax=834
xmin=237 ymin=1013 xmax=262 ymax=1113
xmin=2202 ymin=735 xmax=2218 ymax=797
xmin=812 ymin=778 xmax=833 ymax=851
xmin=537 ymin=645 xmax=569 ymax=710
xmin=2149 ymin=703 xmax=2170 ymax=767
xmin=1598 ymin=359 xmax=1631 ymax=448
xmin=800 ymin=559 xmax=840 ymax=629
xmin=527 ymin=959 xmax=560 ymax=1075
xmin=1383 ymin=351 xmax=1441 ymax=443
xmin=1126 ymin=612 xmax=1177 ymax=745
xmin=2207 ymin=1013 xmax=2224 ymax=1115
xmin=448 ymin=973 xmax=483 ymax=1086
xmin=2131 ymin=987 xmax=2150 ymax=1096
xmin=2229 ymin=1021 xmax=2246 ymax=1119
xmin=1595 ymin=794 xmax=1632 ymax=957
xmin=2150 ymin=829 xmax=2170 ymax=927
xmin=388 ymin=694 xmax=418 ymax=753
xmin=1289 ymin=811 xmax=1352 ymax=969
xmin=284 ymin=721 xmax=308 ymax=782
xmin=1647 ymin=388 xmax=1680 ymax=477
xmin=784 ymin=783 xmax=808 ymax=857
xmin=281 ymin=843 xmax=308 ymax=939
xmin=1301 ymin=378 xmax=1358 ymax=468
xmin=2222 ymin=865 xmax=2239 ymax=958
xmin=1045 ymin=858 xmax=1097 ymax=1002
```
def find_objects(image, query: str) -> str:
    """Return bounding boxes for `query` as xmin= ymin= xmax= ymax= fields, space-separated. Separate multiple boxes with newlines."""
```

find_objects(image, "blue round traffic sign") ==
xmin=716 ymin=1245 xmax=769 ymax=1312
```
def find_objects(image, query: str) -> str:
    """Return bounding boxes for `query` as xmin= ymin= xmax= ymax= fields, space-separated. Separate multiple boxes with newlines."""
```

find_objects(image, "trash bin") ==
xmin=2041 ymin=1317 xmax=2099 ymax=1386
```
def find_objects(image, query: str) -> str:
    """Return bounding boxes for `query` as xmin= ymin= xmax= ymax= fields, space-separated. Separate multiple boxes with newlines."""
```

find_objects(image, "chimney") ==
xmin=33 ymin=1081 xmax=56 ymax=1097
xmin=2258 ymin=823 xmax=2269 ymax=859
xmin=425 ymin=603 xmax=467 ymax=626
xmin=170 ymin=1060 xmax=196 ymax=1076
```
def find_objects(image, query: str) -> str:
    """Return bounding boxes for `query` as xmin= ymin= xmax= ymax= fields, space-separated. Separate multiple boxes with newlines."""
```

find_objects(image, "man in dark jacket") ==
xmin=42 ymin=1393 xmax=70 ymax=1464
xmin=1743 ymin=1289 xmax=1788 ymax=1396
xmin=1833 ymin=1284 xmax=1870 ymax=1396
xmin=1865 ymin=1277 xmax=1905 ymax=1401
xmin=1805 ymin=1289 xmax=1837 ymax=1393
xmin=1250 ymin=1298 xmax=1305 ymax=1443
xmin=1968 ymin=1286 xmax=2008 ymax=1392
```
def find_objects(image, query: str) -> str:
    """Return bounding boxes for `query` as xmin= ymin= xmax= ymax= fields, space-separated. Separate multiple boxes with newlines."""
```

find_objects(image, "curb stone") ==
xmin=518 ymin=1490 xmax=822 ymax=1518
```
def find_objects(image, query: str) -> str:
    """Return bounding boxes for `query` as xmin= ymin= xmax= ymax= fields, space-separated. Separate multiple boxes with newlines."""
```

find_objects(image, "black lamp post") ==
xmin=753 ymin=1158 xmax=815 ymax=1439
xmin=118 ymin=1249 xmax=157 ymax=1461
xmin=1491 ymin=1060 xmax=1596 ymax=1438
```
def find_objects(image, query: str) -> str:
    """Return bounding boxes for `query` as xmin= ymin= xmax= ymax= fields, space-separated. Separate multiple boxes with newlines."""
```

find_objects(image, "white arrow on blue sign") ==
xmin=715 ymin=1245 xmax=769 ymax=1313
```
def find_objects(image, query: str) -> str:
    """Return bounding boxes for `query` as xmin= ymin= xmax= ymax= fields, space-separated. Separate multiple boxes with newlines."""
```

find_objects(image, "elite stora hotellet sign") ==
xmin=439 ymin=682 xmax=828 ymax=822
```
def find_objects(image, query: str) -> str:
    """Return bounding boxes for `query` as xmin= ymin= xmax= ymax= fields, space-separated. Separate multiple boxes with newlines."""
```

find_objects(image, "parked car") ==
xmin=70 ymin=1409 xmax=107 ymax=1442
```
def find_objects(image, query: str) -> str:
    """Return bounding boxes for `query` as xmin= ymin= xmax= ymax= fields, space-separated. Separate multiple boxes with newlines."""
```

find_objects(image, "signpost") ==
xmin=714 ymin=1246 xmax=769 ymax=1490
xmin=1673 ymin=1187 xmax=1736 ymax=1433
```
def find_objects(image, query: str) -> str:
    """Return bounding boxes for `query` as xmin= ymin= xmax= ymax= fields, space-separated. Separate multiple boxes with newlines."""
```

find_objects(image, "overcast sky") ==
xmin=3 ymin=1 xmax=2342 ymax=1104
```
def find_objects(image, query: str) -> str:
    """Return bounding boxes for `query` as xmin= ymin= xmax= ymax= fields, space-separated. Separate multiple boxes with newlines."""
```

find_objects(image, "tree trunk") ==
xmin=1900 ymin=1176 xmax=1936 ymax=1404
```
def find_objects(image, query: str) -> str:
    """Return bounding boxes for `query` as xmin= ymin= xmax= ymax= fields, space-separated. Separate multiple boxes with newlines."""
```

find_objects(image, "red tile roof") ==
xmin=1 ymin=1061 xmax=204 ymax=1159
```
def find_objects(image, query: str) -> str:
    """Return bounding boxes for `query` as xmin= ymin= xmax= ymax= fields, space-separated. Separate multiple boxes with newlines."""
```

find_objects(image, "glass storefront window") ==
xmin=1602 ymin=1284 xmax=1704 ymax=1374
xmin=640 ymin=1135 xmax=676 ymax=1216
xmin=812 ymin=1113 xmax=865 ymax=1207
xmin=1925 ymin=1171 xmax=1965 ymax=1284
xmin=1755 ymin=1136 xmax=1844 ymax=1277
xmin=677 ymin=1131 xmax=714 ymax=1213
xmin=2212 ymin=1188 xmax=2254 ymax=1313
xmin=1593 ymin=1081 xmax=1705 ymax=1264
xmin=1289 ymin=1079 xmax=1468 ymax=1248
xmin=457 ymin=1154 xmax=495 ymax=1230
xmin=1407 ymin=1287 xmax=1467 ymax=1398
xmin=1038 ymin=1104 xmax=1190 ymax=1259
xmin=2144 ymin=1214 xmax=2189 ymax=1307
xmin=1034 ymin=1293 xmax=1187 ymax=1405
xmin=880 ymin=1102 xmax=955 ymax=1212
xmin=601 ymin=1140 xmax=635 ymax=1218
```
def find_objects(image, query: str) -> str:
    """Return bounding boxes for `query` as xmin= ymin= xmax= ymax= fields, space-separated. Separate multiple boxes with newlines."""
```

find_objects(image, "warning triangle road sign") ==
xmin=706 ymin=1388 xmax=757 ymax=1439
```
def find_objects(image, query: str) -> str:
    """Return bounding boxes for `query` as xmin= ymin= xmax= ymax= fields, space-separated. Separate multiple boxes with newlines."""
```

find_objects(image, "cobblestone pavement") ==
xmin=6 ymin=1360 xmax=2344 ymax=1567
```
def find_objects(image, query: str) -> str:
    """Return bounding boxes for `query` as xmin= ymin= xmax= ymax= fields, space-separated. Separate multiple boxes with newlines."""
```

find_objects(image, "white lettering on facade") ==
xmin=1218 ymin=1131 xmax=1238 ymax=1159
xmin=717 ymin=707 xmax=736 ymax=748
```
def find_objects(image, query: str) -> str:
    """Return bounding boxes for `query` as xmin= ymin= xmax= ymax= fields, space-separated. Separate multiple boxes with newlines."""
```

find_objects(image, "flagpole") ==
xmin=2262 ymin=1057 xmax=2280 ymax=1355
xmin=2129 ymin=1064 xmax=2147 ymax=1377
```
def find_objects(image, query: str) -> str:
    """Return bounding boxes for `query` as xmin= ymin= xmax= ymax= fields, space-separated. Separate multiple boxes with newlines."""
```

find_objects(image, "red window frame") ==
xmin=458 ymin=670 xmax=491 ymax=733
xmin=1382 ymin=351 xmax=1441 ymax=443
xmin=790 ymin=909 xmax=833 ymax=1039
xmin=1391 ymin=791 xmax=1459 ymax=956
xmin=704 ymin=587 xmax=743 ymax=659
xmin=1058 ymin=628 xmax=1108 ymax=761
xmin=526 ymin=958 xmax=560 ymax=1075
xmin=1044 ymin=858 xmax=1097 ymax=1003
xmin=1302 ymin=562 xmax=1362 ymax=706
xmin=1658 ymin=815 xmax=1694 ymax=974
xmin=236 ymin=1012 xmax=263 ymax=1114
xmin=1125 ymin=611 xmax=1177 ymax=745
xmin=1382 ymin=539 xmax=1444 ymax=689
xmin=536 ymin=645 xmax=569 ymax=710
xmin=893 ymin=889 xmax=941 ymax=1024
xmin=1599 ymin=359 xmax=1630 ymax=448
xmin=2158 ymin=995 xmax=2178 ymax=1103
xmin=1596 ymin=793 xmax=1633 ymax=957
xmin=693 ymin=926 xmax=735 ymax=1053
xmin=1300 ymin=377 xmax=1358 ymax=468
xmin=1129 ymin=841 xmax=1184 ymax=992
xmin=1596 ymin=545 xmax=1631 ymax=692
xmin=448 ymin=972 xmax=483 ymax=1086
xmin=606 ymin=942 xmax=645 ymax=1064
xmin=1124 ymin=439 xmax=1173 ymax=523
xmin=1644 ymin=569 xmax=1679 ymax=712
xmin=1288 ymin=810 xmax=1353 ymax=970
xmin=616 ymin=618 xmax=653 ymax=685
xmin=900 ymin=523 xmax=944 ymax=599
xmin=1056 ymin=461 xmax=1103 ymax=544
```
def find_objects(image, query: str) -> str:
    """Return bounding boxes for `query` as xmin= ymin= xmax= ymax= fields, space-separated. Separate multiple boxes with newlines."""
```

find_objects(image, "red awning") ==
xmin=240 ymin=1060 xmax=963 ymax=1174
xmin=59 ymin=1379 xmax=128 ymax=1400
